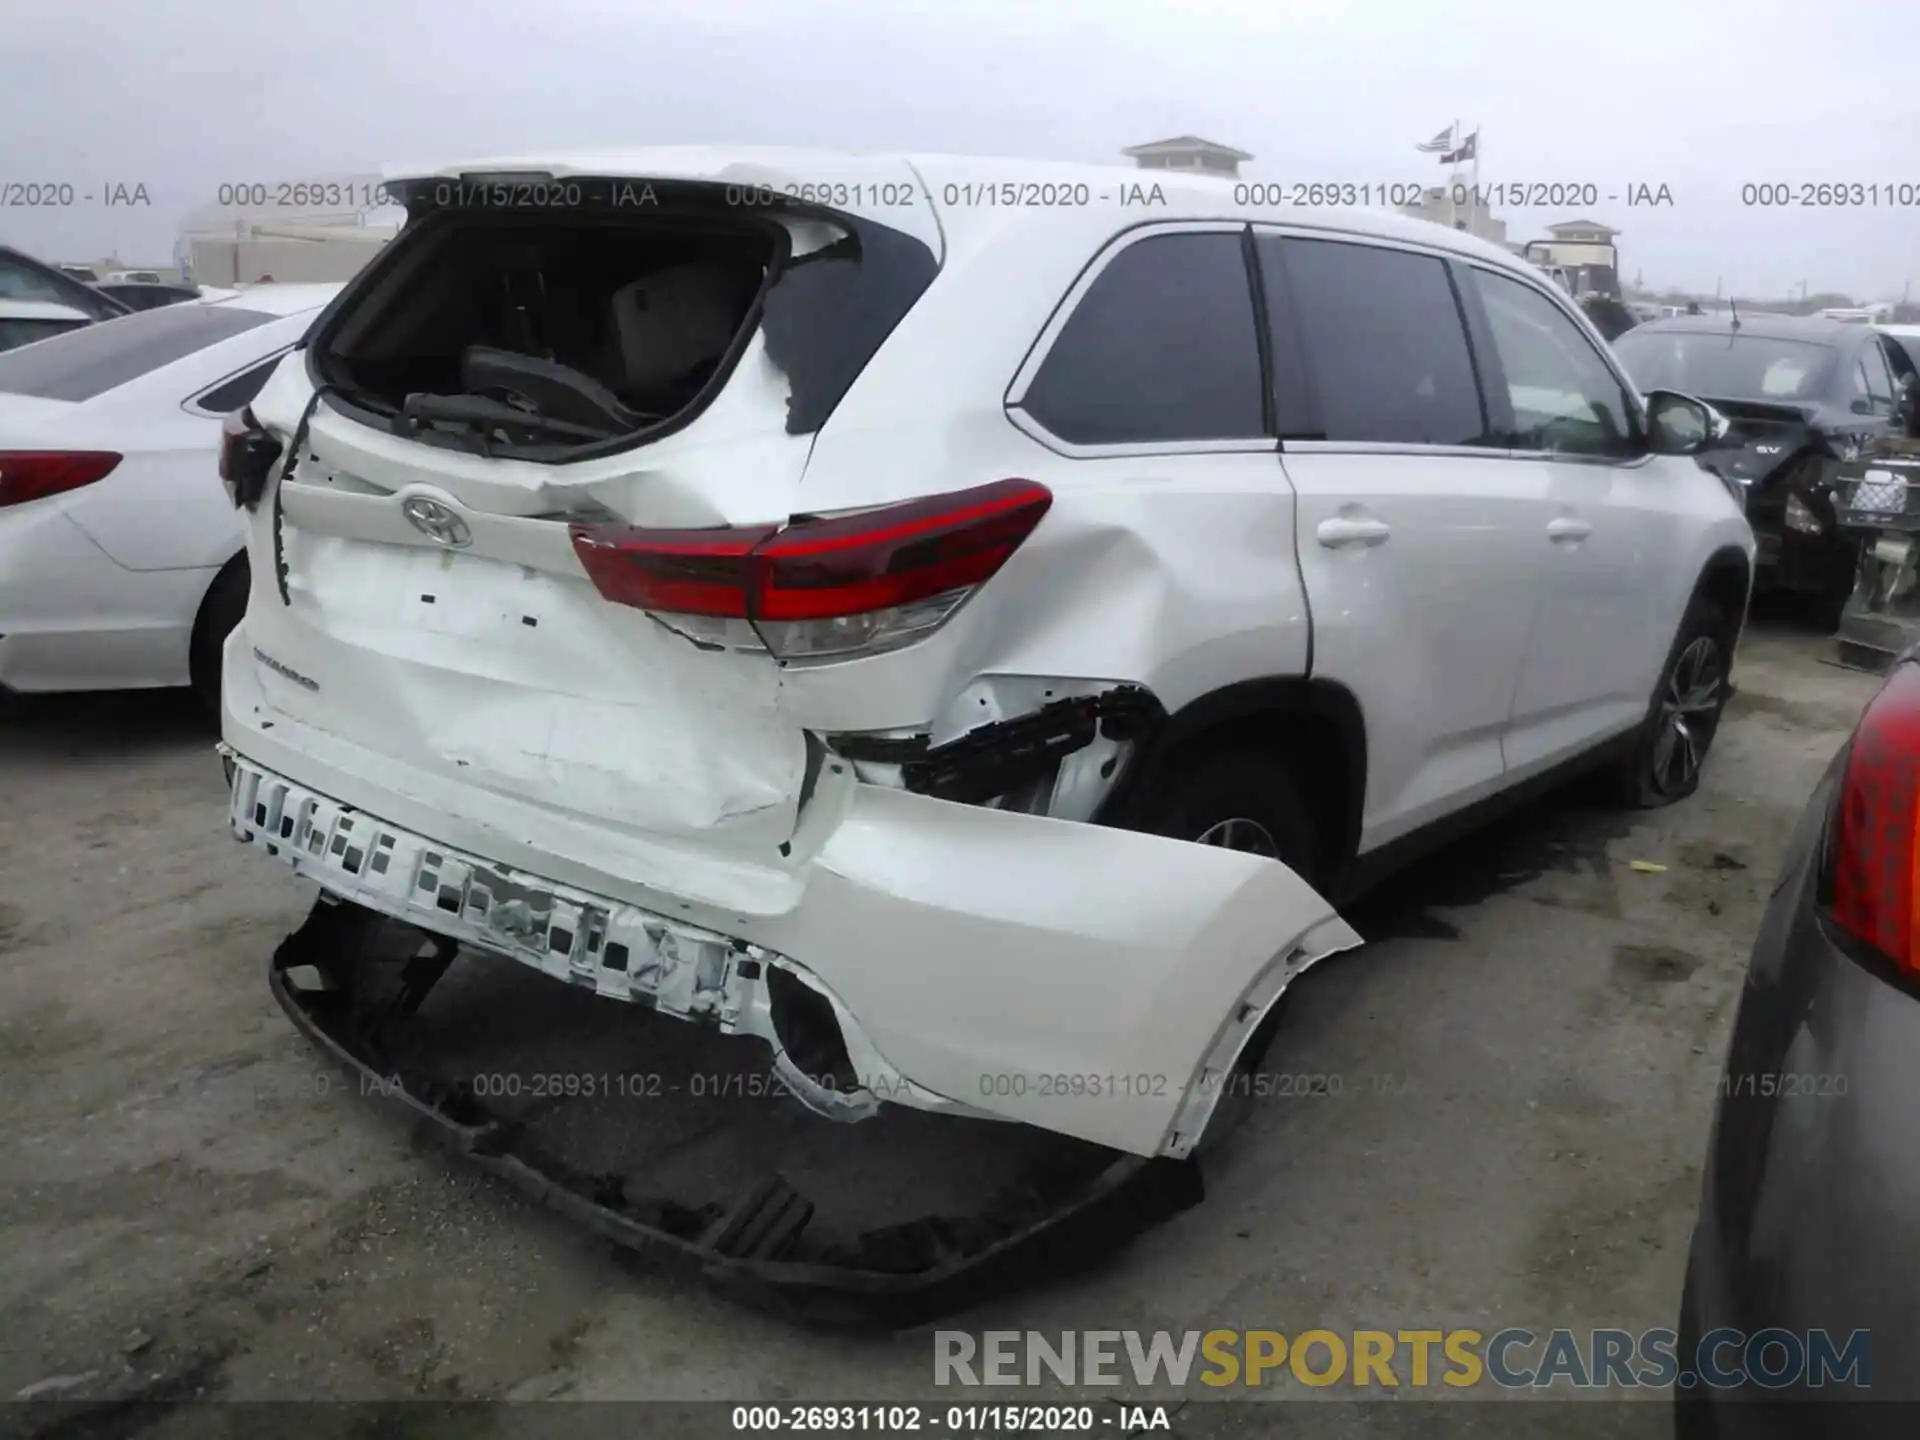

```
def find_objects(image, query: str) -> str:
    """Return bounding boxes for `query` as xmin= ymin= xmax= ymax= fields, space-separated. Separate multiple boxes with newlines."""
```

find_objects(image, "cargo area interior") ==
xmin=312 ymin=215 xmax=779 ymax=450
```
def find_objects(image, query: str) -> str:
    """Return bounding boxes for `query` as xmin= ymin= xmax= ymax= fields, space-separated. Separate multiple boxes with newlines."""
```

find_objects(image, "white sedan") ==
xmin=0 ymin=283 xmax=342 ymax=707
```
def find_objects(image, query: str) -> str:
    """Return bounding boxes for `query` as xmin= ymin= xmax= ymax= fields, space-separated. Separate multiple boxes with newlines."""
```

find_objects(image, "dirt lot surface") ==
xmin=0 ymin=612 xmax=1885 ymax=1436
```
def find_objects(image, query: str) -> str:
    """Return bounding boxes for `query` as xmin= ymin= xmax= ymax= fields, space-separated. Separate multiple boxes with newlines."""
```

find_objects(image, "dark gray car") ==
xmin=1677 ymin=649 xmax=1920 ymax=1435
xmin=1615 ymin=317 xmax=1917 ymax=602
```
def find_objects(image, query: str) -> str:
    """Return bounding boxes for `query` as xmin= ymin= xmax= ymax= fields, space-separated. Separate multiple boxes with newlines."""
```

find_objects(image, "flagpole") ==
xmin=1471 ymin=122 xmax=1480 ymax=236
xmin=1448 ymin=118 xmax=1460 ymax=227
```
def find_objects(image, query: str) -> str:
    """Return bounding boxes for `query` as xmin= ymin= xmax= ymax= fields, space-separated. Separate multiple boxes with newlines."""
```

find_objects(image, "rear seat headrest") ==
xmin=607 ymin=264 xmax=755 ymax=393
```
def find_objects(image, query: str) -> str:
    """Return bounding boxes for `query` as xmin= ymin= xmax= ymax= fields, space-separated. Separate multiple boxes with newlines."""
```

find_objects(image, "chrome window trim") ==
xmin=1279 ymin=441 xmax=1655 ymax=471
xmin=1281 ymin=439 xmax=1503 ymax=460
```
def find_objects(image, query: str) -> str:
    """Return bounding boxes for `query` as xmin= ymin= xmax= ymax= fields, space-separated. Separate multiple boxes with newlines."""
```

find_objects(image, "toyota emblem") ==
xmin=401 ymin=496 xmax=473 ymax=549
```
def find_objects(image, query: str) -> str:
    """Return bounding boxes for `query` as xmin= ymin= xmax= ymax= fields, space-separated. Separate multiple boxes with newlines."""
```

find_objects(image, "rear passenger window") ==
xmin=1022 ymin=232 xmax=1265 ymax=445
xmin=1259 ymin=237 xmax=1487 ymax=446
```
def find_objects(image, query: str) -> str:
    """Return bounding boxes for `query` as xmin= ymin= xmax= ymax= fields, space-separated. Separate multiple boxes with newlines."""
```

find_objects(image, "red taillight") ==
xmin=218 ymin=408 xmax=283 ymax=509
xmin=0 ymin=451 xmax=122 ymax=509
xmin=568 ymin=479 xmax=1052 ymax=661
xmin=753 ymin=480 xmax=1054 ymax=621
xmin=570 ymin=523 xmax=774 ymax=618
xmin=1831 ymin=663 xmax=1920 ymax=971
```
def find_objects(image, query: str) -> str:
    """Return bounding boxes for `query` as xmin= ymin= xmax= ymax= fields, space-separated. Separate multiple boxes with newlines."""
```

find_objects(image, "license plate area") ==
xmin=1848 ymin=469 xmax=1912 ymax=514
xmin=225 ymin=752 xmax=763 ymax=1021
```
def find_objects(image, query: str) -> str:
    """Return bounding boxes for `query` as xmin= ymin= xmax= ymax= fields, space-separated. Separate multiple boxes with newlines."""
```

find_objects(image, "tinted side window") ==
xmin=1885 ymin=334 xmax=1920 ymax=380
xmin=1261 ymin=237 xmax=1486 ymax=446
xmin=0 ymin=252 xmax=125 ymax=320
xmin=0 ymin=318 xmax=86 ymax=352
xmin=1022 ymin=232 xmax=1264 ymax=444
xmin=1473 ymin=268 xmax=1638 ymax=456
xmin=192 ymin=352 xmax=286 ymax=414
xmin=0 ymin=304 xmax=272 ymax=401
xmin=0 ymin=258 xmax=74 ymax=305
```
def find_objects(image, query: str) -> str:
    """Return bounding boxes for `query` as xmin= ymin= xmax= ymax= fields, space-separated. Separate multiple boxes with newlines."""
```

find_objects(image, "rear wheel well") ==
xmin=188 ymin=550 xmax=250 ymax=708
xmin=1097 ymin=679 xmax=1365 ymax=886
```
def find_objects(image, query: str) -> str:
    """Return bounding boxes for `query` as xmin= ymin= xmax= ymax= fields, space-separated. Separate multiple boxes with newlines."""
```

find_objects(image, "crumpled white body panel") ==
xmin=221 ymin=716 xmax=1361 ymax=1157
xmin=226 ymin=164 xmax=1371 ymax=1158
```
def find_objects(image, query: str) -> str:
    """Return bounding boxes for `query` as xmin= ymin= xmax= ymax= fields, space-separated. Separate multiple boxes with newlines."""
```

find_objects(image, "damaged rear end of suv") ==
xmin=216 ymin=149 xmax=1360 ymax=1318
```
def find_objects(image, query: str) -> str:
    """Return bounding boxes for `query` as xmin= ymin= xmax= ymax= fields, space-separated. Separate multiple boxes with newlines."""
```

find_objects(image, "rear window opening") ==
xmin=307 ymin=188 xmax=940 ymax=462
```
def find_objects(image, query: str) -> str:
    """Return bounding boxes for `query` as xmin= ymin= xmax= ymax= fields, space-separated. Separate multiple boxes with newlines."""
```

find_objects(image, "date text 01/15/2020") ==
xmin=975 ymin=1071 xmax=1416 ymax=1100
xmin=729 ymin=1404 xmax=1174 ymax=1432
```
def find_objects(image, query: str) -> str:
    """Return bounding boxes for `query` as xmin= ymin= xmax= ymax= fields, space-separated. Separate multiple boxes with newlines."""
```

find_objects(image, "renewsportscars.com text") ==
xmin=934 ymin=1327 xmax=1871 ymax=1391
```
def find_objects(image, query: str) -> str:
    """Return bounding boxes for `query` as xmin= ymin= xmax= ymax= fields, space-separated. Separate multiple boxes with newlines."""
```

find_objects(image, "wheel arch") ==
xmin=1094 ymin=675 xmax=1368 ymax=884
xmin=187 ymin=547 xmax=250 ymax=694
xmin=1692 ymin=545 xmax=1754 ymax=634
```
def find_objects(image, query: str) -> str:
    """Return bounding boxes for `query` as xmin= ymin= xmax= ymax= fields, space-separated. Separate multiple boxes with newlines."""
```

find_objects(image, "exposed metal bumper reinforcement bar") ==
xmin=829 ymin=684 xmax=1163 ymax=805
xmin=266 ymin=894 xmax=1204 ymax=1328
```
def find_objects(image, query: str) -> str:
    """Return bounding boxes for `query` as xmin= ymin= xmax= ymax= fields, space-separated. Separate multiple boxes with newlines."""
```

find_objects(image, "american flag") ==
xmin=1415 ymin=125 xmax=1455 ymax=153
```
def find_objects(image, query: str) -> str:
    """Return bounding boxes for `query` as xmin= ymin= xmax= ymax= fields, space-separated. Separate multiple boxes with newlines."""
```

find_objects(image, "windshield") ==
xmin=1612 ymin=330 xmax=1836 ymax=403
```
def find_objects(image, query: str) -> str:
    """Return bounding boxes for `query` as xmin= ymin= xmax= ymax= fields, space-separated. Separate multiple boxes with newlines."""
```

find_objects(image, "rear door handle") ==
xmin=1316 ymin=516 xmax=1392 ymax=548
xmin=1546 ymin=517 xmax=1592 ymax=543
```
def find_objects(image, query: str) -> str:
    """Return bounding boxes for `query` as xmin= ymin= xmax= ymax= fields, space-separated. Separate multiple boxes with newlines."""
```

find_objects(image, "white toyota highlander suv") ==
xmin=217 ymin=147 xmax=1753 ymax=1164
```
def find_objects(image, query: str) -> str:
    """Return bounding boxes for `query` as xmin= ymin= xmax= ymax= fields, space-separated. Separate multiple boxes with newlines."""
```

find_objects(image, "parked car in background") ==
xmin=56 ymin=264 xmax=98 ymax=283
xmin=1877 ymin=322 xmax=1920 ymax=375
xmin=0 ymin=299 xmax=94 ymax=352
xmin=1676 ymin=648 xmax=1920 ymax=1433
xmin=0 ymin=244 xmax=131 ymax=339
xmin=94 ymin=281 xmax=205 ymax=312
xmin=1615 ymin=315 xmax=1918 ymax=601
xmin=219 ymin=150 xmax=1752 ymax=1172
xmin=101 ymin=269 xmax=165 ymax=285
xmin=0 ymin=283 xmax=343 ymax=708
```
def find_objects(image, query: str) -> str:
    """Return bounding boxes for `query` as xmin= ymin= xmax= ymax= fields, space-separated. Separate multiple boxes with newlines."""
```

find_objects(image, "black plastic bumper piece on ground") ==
xmin=266 ymin=906 xmax=1204 ymax=1330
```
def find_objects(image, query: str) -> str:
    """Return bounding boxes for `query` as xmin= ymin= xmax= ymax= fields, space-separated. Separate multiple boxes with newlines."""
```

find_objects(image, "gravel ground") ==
xmin=0 ymin=610 xmax=1884 ymax=1436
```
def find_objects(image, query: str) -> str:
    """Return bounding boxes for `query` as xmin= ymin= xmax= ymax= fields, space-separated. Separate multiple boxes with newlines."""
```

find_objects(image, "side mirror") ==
xmin=1644 ymin=391 xmax=1728 ymax=456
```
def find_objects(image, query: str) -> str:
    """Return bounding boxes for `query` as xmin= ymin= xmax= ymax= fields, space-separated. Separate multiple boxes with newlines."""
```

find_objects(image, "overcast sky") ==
xmin=4 ymin=0 xmax=1914 ymax=299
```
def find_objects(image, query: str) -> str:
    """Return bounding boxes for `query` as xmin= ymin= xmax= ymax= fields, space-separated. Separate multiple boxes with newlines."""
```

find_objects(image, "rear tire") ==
xmin=1609 ymin=595 xmax=1736 ymax=808
xmin=1133 ymin=747 xmax=1320 ymax=880
xmin=1133 ymin=748 xmax=1326 ymax=1162
xmin=190 ymin=554 xmax=249 ymax=718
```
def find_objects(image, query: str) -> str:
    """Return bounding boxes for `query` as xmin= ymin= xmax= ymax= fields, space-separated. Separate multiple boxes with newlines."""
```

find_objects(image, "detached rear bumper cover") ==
xmin=224 ymin=747 xmax=1361 ymax=1159
xmin=266 ymin=902 xmax=1205 ymax=1327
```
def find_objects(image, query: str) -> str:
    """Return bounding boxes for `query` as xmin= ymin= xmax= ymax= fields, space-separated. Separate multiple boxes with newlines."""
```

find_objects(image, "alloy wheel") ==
xmin=1194 ymin=817 xmax=1281 ymax=857
xmin=1651 ymin=636 xmax=1724 ymax=795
